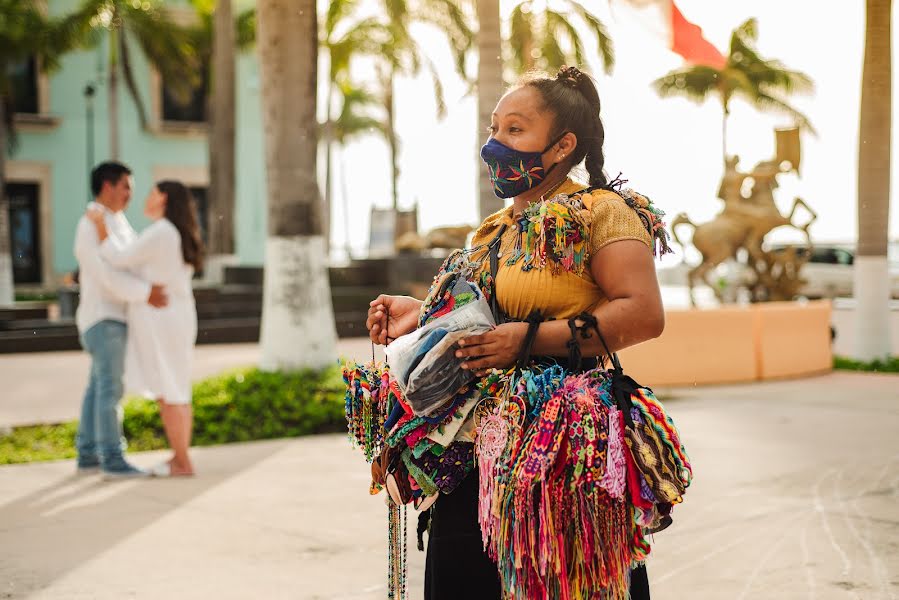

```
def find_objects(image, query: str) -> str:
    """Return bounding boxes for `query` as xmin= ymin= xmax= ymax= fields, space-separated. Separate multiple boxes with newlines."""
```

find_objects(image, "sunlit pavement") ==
xmin=0 ymin=339 xmax=383 ymax=428
xmin=1 ymin=372 xmax=897 ymax=599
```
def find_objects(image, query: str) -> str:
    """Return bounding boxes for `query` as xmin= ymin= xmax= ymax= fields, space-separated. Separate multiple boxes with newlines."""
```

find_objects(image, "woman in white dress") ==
xmin=87 ymin=181 xmax=203 ymax=476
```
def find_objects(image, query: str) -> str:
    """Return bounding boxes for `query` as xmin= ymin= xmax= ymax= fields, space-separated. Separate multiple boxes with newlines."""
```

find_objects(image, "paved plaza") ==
xmin=0 ymin=346 xmax=897 ymax=599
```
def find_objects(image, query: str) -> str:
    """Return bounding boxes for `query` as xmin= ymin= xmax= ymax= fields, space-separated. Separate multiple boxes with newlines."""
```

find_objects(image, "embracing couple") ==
xmin=74 ymin=161 xmax=203 ymax=479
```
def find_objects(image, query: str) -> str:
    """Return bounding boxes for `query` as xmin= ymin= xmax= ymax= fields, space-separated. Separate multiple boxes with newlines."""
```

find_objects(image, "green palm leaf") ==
xmin=325 ymin=0 xmax=359 ymax=39
xmin=412 ymin=0 xmax=472 ymax=80
xmin=652 ymin=65 xmax=721 ymax=102
xmin=565 ymin=0 xmax=614 ymax=73
xmin=544 ymin=9 xmax=585 ymax=71
xmin=749 ymin=91 xmax=817 ymax=135
xmin=509 ymin=2 xmax=535 ymax=74
xmin=124 ymin=2 xmax=199 ymax=94
xmin=235 ymin=8 xmax=256 ymax=49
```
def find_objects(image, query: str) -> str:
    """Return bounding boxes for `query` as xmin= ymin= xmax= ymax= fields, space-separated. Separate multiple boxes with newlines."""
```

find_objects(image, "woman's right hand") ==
xmin=366 ymin=295 xmax=423 ymax=345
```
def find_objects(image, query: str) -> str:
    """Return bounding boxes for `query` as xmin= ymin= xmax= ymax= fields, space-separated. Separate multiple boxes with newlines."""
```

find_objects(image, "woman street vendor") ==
xmin=364 ymin=66 xmax=682 ymax=600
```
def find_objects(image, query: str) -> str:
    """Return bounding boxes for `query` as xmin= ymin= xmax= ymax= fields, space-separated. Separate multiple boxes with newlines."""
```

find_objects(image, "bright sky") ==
xmin=325 ymin=0 xmax=898 ymax=264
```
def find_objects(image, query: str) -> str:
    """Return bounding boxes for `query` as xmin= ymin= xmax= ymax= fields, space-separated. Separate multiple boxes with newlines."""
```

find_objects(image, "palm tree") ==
xmin=476 ymin=0 xmax=504 ymax=220
xmin=256 ymin=0 xmax=337 ymax=370
xmin=507 ymin=1 xmax=614 ymax=76
xmin=378 ymin=0 xmax=473 ymax=212
xmin=653 ymin=18 xmax=814 ymax=161
xmin=184 ymin=0 xmax=256 ymax=276
xmin=77 ymin=0 xmax=198 ymax=159
xmin=476 ymin=0 xmax=614 ymax=220
xmin=854 ymin=0 xmax=892 ymax=361
xmin=0 ymin=1 xmax=88 ymax=305
xmin=328 ymin=81 xmax=388 ymax=259
xmin=322 ymin=0 xmax=390 ymax=254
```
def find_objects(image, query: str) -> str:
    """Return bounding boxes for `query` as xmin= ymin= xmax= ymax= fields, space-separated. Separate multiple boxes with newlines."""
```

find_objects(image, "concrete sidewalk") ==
xmin=0 ymin=339 xmax=383 ymax=428
xmin=1 ymin=372 xmax=897 ymax=599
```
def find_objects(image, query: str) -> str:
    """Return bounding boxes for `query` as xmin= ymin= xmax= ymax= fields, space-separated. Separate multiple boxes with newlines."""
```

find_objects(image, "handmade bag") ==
xmin=566 ymin=311 xmax=692 ymax=524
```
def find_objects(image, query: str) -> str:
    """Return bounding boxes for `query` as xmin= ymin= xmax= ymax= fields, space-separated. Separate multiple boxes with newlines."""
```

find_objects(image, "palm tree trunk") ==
xmin=385 ymin=67 xmax=399 ymax=212
xmin=477 ymin=0 xmax=504 ymax=220
xmin=206 ymin=0 xmax=237 ymax=282
xmin=108 ymin=27 xmax=120 ymax=160
xmin=257 ymin=0 xmax=337 ymax=370
xmin=0 ymin=98 xmax=14 ymax=306
xmin=853 ymin=0 xmax=893 ymax=361
xmin=722 ymin=108 xmax=728 ymax=161
xmin=340 ymin=150 xmax=353 ymax=260
xmin=324 ymin=78 xmax=334 ymax=257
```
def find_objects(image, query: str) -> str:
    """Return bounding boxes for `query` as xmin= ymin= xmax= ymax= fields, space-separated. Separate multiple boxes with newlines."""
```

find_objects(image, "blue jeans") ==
xmin=76 ymin=320 xmax=128 ymax=467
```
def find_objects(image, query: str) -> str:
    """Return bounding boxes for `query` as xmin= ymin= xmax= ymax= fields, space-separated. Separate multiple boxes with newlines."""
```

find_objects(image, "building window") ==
xmin=161 ymin=67 xmax=208 ymax=123
xmin=7 ymin=57 xmax=39 ymax=115
xmin=6 ymin=183 xmax=42 ymax=284
xmin=188 ymin=186 xmax=209 ymax=245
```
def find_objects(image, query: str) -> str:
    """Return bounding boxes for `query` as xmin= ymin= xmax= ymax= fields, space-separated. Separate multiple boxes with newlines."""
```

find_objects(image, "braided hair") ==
xmin=520 ymin=66 xmax=608 ymax=189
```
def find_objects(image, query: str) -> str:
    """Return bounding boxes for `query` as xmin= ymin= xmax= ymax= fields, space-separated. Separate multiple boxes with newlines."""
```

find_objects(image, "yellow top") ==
xmin=470 ymin=179 xmax=653 ymax=321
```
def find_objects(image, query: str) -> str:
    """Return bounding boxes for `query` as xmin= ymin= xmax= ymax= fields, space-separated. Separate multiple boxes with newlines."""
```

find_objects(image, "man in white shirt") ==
xmin=74 ymin=162 xmax=167 ymax=478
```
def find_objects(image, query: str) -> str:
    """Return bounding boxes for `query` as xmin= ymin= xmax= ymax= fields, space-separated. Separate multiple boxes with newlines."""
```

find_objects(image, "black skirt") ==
xmin=423 ymin=469 xmax=651 ymax=600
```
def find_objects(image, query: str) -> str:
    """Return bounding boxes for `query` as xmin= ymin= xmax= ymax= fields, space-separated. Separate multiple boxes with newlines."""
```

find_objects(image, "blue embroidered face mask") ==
xmin=479 ymin=132 xmax=568 ymax=199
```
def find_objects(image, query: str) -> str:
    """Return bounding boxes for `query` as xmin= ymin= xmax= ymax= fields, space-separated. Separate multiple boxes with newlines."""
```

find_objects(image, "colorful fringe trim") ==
xmin=475 ymin=366 xmax=692 ymax=599
xmin=509 ymin=193 xmax=591 ymax=275
xmin=615 ymin=187 xmax=673 ymax=258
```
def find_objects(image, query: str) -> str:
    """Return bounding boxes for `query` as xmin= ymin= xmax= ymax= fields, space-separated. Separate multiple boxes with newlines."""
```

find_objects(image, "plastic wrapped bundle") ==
xmin=386 ymin=276 xmax=495 ymax=417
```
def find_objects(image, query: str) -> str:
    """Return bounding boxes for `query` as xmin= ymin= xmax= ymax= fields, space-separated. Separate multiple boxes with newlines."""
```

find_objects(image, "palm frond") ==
xmin=509 ymin=2 xmax=536 ymax=74
xmin=118 ymin=28 xmax=149 ymax=128
xmin=746 ymin=60 xmax=814 ymax=95
xmin=325 ymin=0 xmax=359 ymax=39
xmin=187 ymin=0 xmax=216 ymax=16
xmin=0 ymin=0 xmax=97 ymax=68
xmin=235 ymin=8 xmax=256 ymax=49
xmin=124 ymin=2 xmax=200 ymax=96
xmin=539 ymin=12 xmax=568 ymax=72
xmin=727 ymin=35 xmax=767 ymax=72
xmin=652 ymin=65 xmax=721 ymax=102
xmin=412 ymin=0 xmax=473 ymax=80
xmin=423 ymin=54 xmax=447 ymax=118
xmin=332 ymin=80 xmax=387 ymax=143
xmin=745 ymin=90 xmax=817 ymax=136
xmin=544 ymin=9 xmax=585 ymax=71
xmin=734 ymin=18 xmax=758 ymax=44
xmin=385 ymin=0 xmax=410 ymax=28
xmin=328 ymin=20 xmax=392 ymax=81
xmin=565 ymin=0 xmax=614 ymax=73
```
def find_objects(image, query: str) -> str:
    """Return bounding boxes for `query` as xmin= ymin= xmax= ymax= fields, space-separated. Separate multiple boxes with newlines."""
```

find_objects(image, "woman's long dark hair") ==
xmin=520 ymin=66 xmax=608 ymax=189
xmin=158 ymin=180 xmax=204 ymax=272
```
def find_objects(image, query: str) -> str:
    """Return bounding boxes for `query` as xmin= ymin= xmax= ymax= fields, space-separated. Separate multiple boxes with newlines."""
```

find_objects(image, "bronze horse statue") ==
xmin=671 ymin=159 xmax=817 ymax=305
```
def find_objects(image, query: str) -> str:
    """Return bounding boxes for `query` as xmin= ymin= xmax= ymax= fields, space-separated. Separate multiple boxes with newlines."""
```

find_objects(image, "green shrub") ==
xmin=0 ymin=423 xmax=79 ymax=464
xmin=0 ymin=366 xmax=346 ymax=465
xmin=833 ymin=355 xmax=899 ymax=373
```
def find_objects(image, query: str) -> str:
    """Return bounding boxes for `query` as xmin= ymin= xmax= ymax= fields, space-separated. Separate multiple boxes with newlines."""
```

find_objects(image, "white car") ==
xmin=769 ymin=244 xmax=899 ymax=299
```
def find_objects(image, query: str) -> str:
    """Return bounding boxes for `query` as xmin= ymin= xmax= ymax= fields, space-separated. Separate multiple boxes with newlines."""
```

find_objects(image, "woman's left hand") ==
xmin=86 ymin=207 xmax=109 ymax=240
xmin=86 ymin=207 xmax=104 ymax=226
xmin=456 ymin=322 xmax=529 ymax=377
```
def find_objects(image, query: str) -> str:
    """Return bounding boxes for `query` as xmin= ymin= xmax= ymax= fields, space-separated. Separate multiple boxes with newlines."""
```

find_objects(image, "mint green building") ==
xmin=7 ymin=0 xmax=266 ymax=292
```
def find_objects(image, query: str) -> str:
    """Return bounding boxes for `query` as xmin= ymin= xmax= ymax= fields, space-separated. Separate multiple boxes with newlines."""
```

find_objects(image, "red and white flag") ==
xmin=614 ymin=0 xmax=727 ymax=69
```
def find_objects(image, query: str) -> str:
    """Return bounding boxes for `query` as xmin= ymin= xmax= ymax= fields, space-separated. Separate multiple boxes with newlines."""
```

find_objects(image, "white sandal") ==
xmin=148 ymin=461 xmax=172 ymax=477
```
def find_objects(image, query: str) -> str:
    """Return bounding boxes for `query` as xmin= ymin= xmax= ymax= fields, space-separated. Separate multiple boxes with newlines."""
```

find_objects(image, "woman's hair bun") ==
xmin=556 ymin=65 xmax=585 ymax=89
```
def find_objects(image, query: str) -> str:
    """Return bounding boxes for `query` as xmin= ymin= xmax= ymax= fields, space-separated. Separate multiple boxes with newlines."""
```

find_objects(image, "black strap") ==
xmin=485 ymin=223 xmax=545 ymax=370
xmin=516 ymin=311 xmax=544 ymax=371
xmin=567 ymin=312 xmax=637 ymax=426
xmin=487 ymin=223 xmax=508 ymax=324
xmin=416 ymin=509 xmax=430 ymax=551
